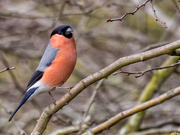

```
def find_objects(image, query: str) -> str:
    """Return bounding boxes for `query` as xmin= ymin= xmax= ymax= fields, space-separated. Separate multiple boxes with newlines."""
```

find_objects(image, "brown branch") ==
xmin=0 ymin=67 xmax=15 ymax=73
xmin=48 ymin=124 xmax=89 ymax=135
xmin=77 ymin=79 xmax=105 ymax=135
xmin=83 ymin=79 xmax=105 ymax=119
xmin=127 ymin=128 xmax=179 ymax=135
xmin=139 ymin=41 xmax=172 ymax=52
xmin=82 ymin=86 xmax=180 ymax=135
xmin=150 ymin=0 xmax=168 ymax=28
xmin=140 ymin=119 xmax=180 ymax=131
xmin=31 ymin=40 xmax=180 ymax=135
xmin=0 ymin=12 xmax=55 ymax=19
xmin=107 ymin=0 xmax=151 ymax=22
xmin=114 ymin=61 xmax=180 ymax=78
xmin=107 ymin=0 xmax=168 ymax=29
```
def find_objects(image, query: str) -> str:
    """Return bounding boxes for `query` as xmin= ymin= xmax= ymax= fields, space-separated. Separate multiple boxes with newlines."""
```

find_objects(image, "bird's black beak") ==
xmin=65 ymin=27 xmax=73 ymax=36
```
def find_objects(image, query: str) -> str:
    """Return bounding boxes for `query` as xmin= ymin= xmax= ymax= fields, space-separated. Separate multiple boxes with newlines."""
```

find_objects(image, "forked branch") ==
xmin=114 ymin=61 xmax=180 ymax=77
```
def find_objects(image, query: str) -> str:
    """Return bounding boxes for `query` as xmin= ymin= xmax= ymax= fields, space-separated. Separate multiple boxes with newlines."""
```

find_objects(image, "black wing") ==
xmin=27 ymin=70 xmax=43 ymax=88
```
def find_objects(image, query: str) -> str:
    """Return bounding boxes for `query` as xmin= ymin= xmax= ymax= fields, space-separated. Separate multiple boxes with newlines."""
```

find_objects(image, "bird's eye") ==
xmin=58 ymin=31 xmax=62 ymax=35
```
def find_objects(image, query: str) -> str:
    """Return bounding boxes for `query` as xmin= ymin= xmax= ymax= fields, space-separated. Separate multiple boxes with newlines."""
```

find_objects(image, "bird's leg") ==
xmin=56 ymin=86 xmax=74 ymax=95
xmin=48 ymin=92 xmax=56 ymax=105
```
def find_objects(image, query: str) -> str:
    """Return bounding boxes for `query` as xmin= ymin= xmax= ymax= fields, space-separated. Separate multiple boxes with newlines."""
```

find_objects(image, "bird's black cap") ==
xmin=50 ymin=25 xmax=73 ymax=39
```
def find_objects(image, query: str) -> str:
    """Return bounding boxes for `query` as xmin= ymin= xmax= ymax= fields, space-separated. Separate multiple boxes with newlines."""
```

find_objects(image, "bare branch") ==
xmin=140 ymin=119 xmax=180 ymax=131
xmin=107 ymin=0 xmax=168 ymax=29
xmin=0 ymin=53 xmax=42 ymax=112
xmin=31 ymin=40 xmax=180 ymax=135
xmin=77 ymin=79 xmax=105 ymax=135
xmin=83 ymin=79 xmax=105 ymax=119
xmin=114 ymin=61 xmax=180 ymax=78
xmin=119 ymin=56 xmax=179 ymax=134
xmin=82 ymin=86 xmax=180 ymax=135
xmin=0 ymin=12 xmax=55 ymax=19
xmin=107 ymin=0 xmax=151 ymax=22
xmin=49 ymin=124 xmax=89 ymax=135
xmin=127 ymin=128 xmax=179 ymax=135
xmin=0 ymin=67 xmax=15 ymax=73
xmin=150 ymin=0 xmax=168 ymax=28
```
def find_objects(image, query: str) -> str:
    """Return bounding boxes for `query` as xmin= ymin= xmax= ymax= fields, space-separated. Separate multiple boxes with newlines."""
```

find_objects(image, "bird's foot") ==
xmin=67 ymin=86 xmax=74 ymax=95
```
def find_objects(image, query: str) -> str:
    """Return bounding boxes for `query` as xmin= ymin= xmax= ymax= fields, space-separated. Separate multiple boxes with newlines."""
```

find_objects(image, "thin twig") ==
xmin=118 ymin=56 xmax=180 ymax=134
xmin=127 ymin=128 xmax=179 ymax=135
xmin=140 ymin=119 xmax=180 ymax=131
xmin=114 ymin=61 xmax=180 ymax=78
xmin=82 ymin=86 xmax=180 ymax=135
xmin=0 ymin=53 xmax=42 ymax=112
xmin=83 ymin=79 xmax=105 ymax=119
xmin=107 ymin=0 xmax=151 ymax=22
xmin=77 ymin=79 xmax=105 ymax=135
xmin=107 ymin=0 xmax=168 ymax=29
xmin=0 ymin=67 xmax=15 ymax=73
xmin=150 ymin=0 xmax=168 ymax=28
xmin=139 ymin=41 xmax=172 ymax=52
xmin=49 ymin=124 xmax=89 ymax=135
xmin=58 ymin=0 xmax=66 ymax=20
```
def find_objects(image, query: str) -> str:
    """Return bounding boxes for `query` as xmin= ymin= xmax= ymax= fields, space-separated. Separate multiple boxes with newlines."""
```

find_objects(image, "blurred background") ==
xmin=0 ymin=0 xmax=180 ymax=134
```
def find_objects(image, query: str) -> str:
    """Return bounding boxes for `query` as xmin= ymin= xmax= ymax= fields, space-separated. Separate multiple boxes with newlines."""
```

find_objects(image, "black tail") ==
xmin=9 ymin=87 xmax=38 ymax=121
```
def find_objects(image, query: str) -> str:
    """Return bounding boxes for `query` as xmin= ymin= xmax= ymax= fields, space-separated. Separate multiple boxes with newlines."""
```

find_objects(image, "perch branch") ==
xmin=31 ymin=40 xmax=180 ymax=135
xmin=82 ymin=86 xmax=180 ymax=135
xmin=114 ymin=60 xmax=180 ymax=77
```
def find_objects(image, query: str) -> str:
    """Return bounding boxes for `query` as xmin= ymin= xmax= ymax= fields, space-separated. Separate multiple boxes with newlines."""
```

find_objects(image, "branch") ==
xmin=31 ymin=40 xmax=180 ymax=135
xmin=77 ymin=79 xmax=105 ymax=135
xmin=140 ymin=119 xmax=180 ymax=131
xmin=0 ymin=53 xmax=42 ymax=112
xmin=150 ymin=0 xmax=168 ymax=28
xmin=83 ymin=79 xmax=105 ymax=119
xmin=49 ymin=124 xmax=89 ymax=135
xmin=118 ymin=56 xmax=180 ymax=134
xmin=107 ymin=0 xmax=151 ymax=22
xmin=114 ymin=60 xmax=180 ymax=78
xmin=107 ymin=0 xmax=168 ymax=29
xmin=0 ymin=67 xmax=15 ymax=73
xmin=127 ymin=128 xmax=179 ymax=135
xmin=0 ymin=12 xmax=55 ymax=19
xmin=82 ymin=86 xmax=180 ymax=135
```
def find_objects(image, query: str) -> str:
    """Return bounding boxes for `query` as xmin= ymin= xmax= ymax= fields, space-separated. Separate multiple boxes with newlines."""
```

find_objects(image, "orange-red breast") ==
xmin=9 ymin=25 xmax=77 ymax=121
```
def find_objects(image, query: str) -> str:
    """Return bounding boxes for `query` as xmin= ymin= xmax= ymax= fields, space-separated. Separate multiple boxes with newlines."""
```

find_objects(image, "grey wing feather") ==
xmin=36 ymin=41 xmax=60 ymax=72
xmin=27 ymin=41 xmax=59 ymax=88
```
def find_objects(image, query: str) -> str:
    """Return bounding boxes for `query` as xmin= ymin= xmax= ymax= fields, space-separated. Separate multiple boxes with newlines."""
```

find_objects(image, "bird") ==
xmin=9 ymin=25 xmax=77 ymax=121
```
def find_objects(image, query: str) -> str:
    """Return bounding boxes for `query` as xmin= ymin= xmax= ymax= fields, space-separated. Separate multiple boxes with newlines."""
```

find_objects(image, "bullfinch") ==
xmin=9 ymin=25 xmax=77 ymax=121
